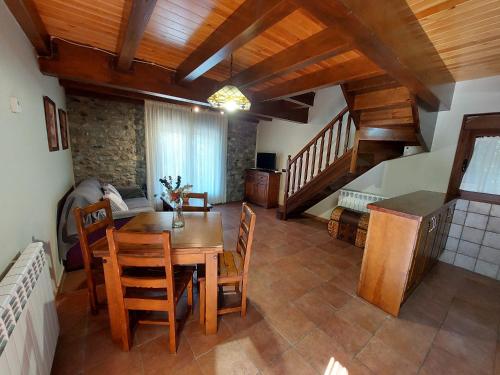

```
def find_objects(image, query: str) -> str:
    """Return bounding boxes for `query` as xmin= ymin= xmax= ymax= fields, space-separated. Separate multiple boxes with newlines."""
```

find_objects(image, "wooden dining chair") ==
xmin=106 ymin=228 xmax=193 ymax=353
xmin=183 ymin=192 xmax=209 ymax=212
xmin=199 ymin=203 xmax=256 ymax=323
xmin=74 ymin=199 xmax=113 ymax=314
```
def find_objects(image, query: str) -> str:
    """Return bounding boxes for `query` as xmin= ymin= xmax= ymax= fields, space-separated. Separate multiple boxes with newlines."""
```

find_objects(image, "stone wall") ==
xmin=226 ymin=119 xmax=257 ymax=202
xmin=67 ymin=96 xmax=146 ymax=187
xmin=66 ymin=96 xmax=257 ymax=200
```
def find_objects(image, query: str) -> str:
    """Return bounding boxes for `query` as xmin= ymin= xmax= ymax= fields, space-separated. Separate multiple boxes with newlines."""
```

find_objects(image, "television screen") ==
xmin=256 ymin=152 xmax=276 ymax=170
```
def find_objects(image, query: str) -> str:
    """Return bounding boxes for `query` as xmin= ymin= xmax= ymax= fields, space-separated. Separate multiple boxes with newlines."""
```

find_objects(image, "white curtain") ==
xmin=145 ymin=101 xmax=228 ymax=208
xmin=460 ymin=136 xmax=500 ymax=195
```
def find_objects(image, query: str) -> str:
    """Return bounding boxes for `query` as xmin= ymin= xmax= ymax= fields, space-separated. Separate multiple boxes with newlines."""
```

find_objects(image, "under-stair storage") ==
xmin=357 ymin=191 xmax=455 ymax=316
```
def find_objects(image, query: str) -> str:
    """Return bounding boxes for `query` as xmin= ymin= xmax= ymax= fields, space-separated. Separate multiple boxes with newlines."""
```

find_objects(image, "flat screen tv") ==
xmin=256 ymin=152 xmax=276 ymax=170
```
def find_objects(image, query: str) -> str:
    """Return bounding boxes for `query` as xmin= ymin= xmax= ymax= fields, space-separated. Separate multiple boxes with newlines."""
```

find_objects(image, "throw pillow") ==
xmin=104 ymin=192 xmax=129 ymax=212
xmin=103 ymin=183 xmax=121 ymax=198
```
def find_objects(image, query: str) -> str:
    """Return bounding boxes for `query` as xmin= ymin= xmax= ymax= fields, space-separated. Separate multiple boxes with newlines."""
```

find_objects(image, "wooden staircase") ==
xmin=281 ymin=75 xmax=423 ymax=219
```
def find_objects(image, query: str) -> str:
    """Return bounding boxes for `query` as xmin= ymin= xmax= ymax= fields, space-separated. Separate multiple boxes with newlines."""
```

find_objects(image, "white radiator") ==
xmin=0 ymin=242 xmax=59 ymax=375
xmin=338 ymin=189 xmax=385 ymax=213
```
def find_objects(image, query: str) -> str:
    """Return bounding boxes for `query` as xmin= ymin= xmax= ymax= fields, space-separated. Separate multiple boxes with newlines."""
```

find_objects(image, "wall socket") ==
xmin=10 ymin=96 xmax=21 ymax=113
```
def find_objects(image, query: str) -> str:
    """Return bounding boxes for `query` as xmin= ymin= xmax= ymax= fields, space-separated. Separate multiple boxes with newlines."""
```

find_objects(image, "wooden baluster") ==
xmin=297 ymin=155 xmax=303 ymax=190
xmin=304 ymin=148 xmax=310 ymax=185
xmin=318 ymin=134 xmax=325 ymax=173
xmin=325 ymin=124 xmax=334 ymax=166
xmin=344 ymin=115 xmax=352 ymax=153
xmin=334 ymin=115 xmax=343 ymax=161
xmin=291 ymin=160 xmax=297 ymax=195
xmin=283 ymin=155 xmax=291 ymax=220
xmin=311 ymin=140 xmax=317 ymax=180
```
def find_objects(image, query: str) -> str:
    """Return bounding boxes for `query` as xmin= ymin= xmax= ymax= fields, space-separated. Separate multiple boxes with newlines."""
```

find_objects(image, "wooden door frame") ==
xmin=446 ymin=112 xmax=500 ymax=204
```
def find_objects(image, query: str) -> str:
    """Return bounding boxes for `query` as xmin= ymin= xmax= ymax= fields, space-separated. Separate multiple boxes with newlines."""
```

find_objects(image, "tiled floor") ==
xmin=52 ymin=202 xmax=500 ymax=375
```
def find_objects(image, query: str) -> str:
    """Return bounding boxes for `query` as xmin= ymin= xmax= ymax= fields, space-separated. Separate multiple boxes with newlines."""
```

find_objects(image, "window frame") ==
xmin=447 ymin=113 xmax=500 ymax=205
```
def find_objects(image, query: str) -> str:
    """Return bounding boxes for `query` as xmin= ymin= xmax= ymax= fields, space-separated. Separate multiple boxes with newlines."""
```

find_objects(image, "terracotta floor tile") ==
xmin=295 ymin=327 xmax=353 ymax=373
xmin=419 ymin=345 xmax=490 ymax=375
xmin=184 ymin=319 xmax=234 ymax=357
xmin=196 ymin=339 xmax=260 ymax=375
xmin=85 ymin=349 xmax=143 ymax=375
xmin=262 ymin=348 xmax=317 ymax=375
xmin=139 ymin=334 xmax=195 ymax=375
xmin=51 ymin=336 xmax=86 ymax=375
xmin=295 ymin=247 xmax=339 ymax=281
xmin=374 ymin=316 xmax=437 ymax=367
xmin=495 ymin=341 xmax=500 ymax=375
xmin=83 ymin=327 xmax=130 ymax=371
xmin=293 ymin=289 xmax=337 ymax=326
xmin=356 ymin=337 xmax=419 ymax=375
xmin=336 ymin=298 xmax=388 ymax=334
xmin=319 ymin=314 xmax=372 ymax=356
xmin=265 ymin=303 xmax=316 ymax=345
xmin=221 ymin=302 xmax=264 ymax=334
xmin=317 ymin=282 xmax=353 ymax=309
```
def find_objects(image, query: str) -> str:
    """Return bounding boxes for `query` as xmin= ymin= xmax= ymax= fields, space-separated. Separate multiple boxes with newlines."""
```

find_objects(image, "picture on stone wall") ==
xmin=43 ymin=96 xmax=59 ymax=151
xmin=58 ymin=109 xmax=69 ymax=150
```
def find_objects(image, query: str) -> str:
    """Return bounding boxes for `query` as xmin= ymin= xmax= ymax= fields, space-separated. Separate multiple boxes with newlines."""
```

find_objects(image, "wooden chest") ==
xmin=328 ymin=207 xmax=370 ymax=248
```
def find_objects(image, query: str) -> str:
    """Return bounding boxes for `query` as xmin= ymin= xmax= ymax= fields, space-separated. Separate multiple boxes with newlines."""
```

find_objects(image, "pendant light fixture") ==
xmin=207 ymin=54 xmax=251 ymax=112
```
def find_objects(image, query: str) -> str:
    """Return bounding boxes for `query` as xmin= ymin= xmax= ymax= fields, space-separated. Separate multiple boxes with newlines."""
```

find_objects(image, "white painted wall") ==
xmin=0 ymin=2 xmax=74 ymax=284
xmin=256 ymin=75 xmax=500 ymax=219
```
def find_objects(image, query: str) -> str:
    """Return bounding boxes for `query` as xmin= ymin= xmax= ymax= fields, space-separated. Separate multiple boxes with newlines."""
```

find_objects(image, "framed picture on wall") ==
xmin=43 ymin=96 xmax=59 ymax=151
xmin=58 ymin=109 xmax=69 ymax=150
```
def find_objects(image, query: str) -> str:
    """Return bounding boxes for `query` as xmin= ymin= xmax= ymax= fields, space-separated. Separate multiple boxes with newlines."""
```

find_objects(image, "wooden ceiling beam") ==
xmin=230 ymin=27 xmax=351 ymax=88
xmin=175 ymin=0 xmax=297 ymax=83
xmin=5 ymin=0 xmax=50 ymax=55
xmin=116 ymin=0 xmax=157 ymax=72
xmin=293 ymin=0 xmax=455 ymax=110
xmin=255 ymin=56 xmax=383 ymax=102
xmin=282 ymin=93 xmax=315 ymax=107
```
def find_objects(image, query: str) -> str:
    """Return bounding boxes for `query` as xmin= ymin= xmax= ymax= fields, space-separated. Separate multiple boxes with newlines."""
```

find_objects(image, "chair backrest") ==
xmin=74 ymin=199 xmax=114 ymax=262
xmin=183 ymin=192 xmax=208 ymax=212
xmin=236 ymin=203 xmax=256 ymax=275
xmin=106 ymin=228 xmax=175 ymax=311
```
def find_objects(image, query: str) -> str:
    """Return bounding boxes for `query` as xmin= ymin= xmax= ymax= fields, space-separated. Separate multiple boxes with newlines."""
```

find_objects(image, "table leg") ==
xmin=102 ymin=259 xmax=126 ymax=346
xmin=205 ymin=253 xmax=218 ymax=335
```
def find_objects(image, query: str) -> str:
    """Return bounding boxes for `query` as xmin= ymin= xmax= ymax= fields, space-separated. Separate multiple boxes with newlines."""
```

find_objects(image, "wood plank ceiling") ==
xmin=13 ymin=0 xmax=497 ymax=121
xmin=407 ymin=0 xmax=500 ymax=81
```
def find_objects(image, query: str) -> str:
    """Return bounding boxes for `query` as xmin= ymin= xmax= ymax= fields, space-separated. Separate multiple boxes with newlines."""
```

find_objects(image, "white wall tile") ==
xmin=464 ymin=212 xmax=488 ymax=230
xmin=460 ymin=226 xmax=485 ymax=244
xmin=491 ymin=205 xmax=500 ymax=218
xmin=455 ymin=199 xmax=469 ymax=211
xmin=445 ymin=236 xmax=459 ymax=251
xmin=449 ymin=223 xmax=463 ymax=239
xmin=439 ymin=250 xmax=456 ymax=264
xmin=467 ymin=201 xmax=491 ymax=215
xmin=483 ymin=231 xmax=500 ymax=250
xmin=478 ymin=246 xmax=500 ymax=265
xmin=474 ymin=260 xmax=499 ymax=279
xmin=452 ymin=210 xmax=466 ymax=225
xmin=454 ymin=253 xmax=476 ymax=271
xmin=458 ymin=240 xmax=480 ymax=258
xmin=486 ymin=216 xmax=500 ymax=234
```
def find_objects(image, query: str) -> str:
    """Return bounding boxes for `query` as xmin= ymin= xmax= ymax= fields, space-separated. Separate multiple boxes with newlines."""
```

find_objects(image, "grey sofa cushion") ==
xmin=113 ymin=197 xmax=154 ymax=219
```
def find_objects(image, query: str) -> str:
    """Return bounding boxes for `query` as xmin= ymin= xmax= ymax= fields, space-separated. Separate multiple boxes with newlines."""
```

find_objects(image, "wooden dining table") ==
xmin=92 ymin=211 xmax=223 ymax=345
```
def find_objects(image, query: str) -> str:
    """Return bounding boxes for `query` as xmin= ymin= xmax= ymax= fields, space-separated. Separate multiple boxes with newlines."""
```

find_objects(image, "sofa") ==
xmin=58 ymin=178 xmax=154 ymax=270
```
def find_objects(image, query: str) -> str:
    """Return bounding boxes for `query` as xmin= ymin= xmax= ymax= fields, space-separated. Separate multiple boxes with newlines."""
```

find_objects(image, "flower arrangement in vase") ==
xmin=159 ymin=176 xmax=193 ymax=228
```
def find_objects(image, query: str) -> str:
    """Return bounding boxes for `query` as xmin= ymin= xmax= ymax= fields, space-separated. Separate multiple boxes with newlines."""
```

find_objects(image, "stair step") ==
xmin=360 ymin=105 xmax=414 ymax=127
xmin=354 ymin=87 xmax=411 ymax=111
xmin=346 ymin=75 xmax=399 ymax=95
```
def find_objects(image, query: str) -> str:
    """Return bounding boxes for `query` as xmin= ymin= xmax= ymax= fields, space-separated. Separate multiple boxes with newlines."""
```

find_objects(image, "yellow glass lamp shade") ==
xmin=207 ymin=85 xmax=251 ymax=112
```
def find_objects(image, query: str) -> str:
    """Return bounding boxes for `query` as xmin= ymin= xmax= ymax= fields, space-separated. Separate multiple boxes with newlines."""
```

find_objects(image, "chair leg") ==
xmin=122 ymin=310 xmax=132 ymax=351
xmin=240 ymin=281 xmax=248 ymax=318
xmin=168 ymin=309 xmax=176 ymax=353
xmin=187 ymin=277 xmax=193 ymax=314
xmin=199 ymin=279 xmax=205 ymax=325
xmin=84 ymin=267 xmax=98 ymax=314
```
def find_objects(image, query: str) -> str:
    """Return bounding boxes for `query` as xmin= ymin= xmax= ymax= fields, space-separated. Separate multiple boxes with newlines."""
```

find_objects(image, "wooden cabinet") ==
xmin=244 ymin=169 xmax=280 ymax=208
xmin=357 ymin=191 xmax=455 ymax=316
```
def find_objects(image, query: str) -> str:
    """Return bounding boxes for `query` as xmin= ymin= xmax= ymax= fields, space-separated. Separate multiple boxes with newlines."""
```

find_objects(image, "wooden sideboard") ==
xmin=357 ymin=191 xmax=455 ymax=316
xmin=244 ymin=169 xmax=280 ymax=208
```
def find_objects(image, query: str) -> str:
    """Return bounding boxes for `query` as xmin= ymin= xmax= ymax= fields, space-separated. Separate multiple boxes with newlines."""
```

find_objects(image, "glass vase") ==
xmin=171 ymin=200 xmax=185 ymax=228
